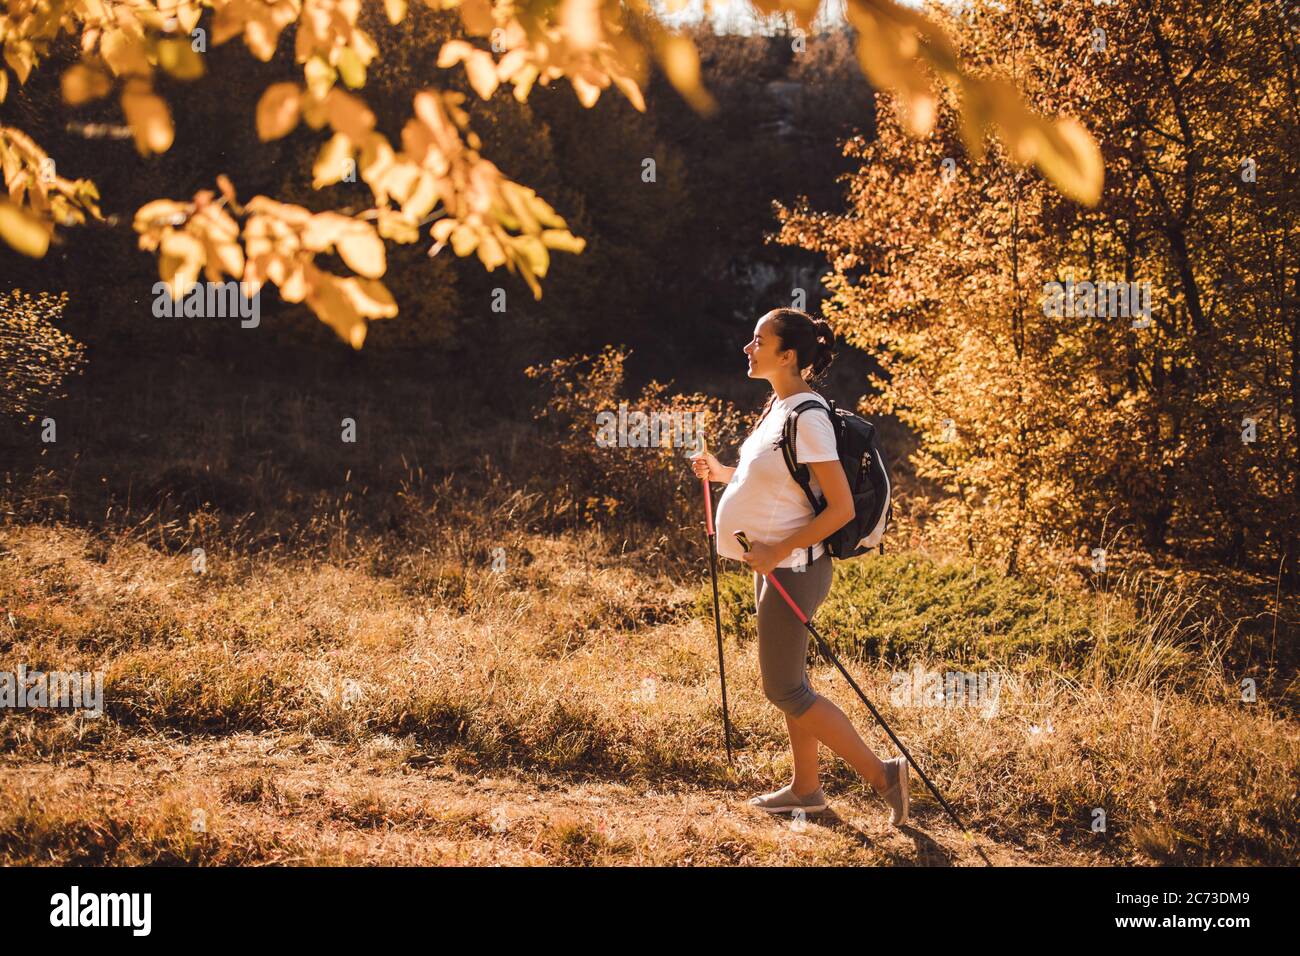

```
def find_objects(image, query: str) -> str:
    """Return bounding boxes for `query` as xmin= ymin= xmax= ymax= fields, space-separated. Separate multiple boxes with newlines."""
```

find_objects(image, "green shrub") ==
xmin=698 ymin=551 xmax=1185 ymax=680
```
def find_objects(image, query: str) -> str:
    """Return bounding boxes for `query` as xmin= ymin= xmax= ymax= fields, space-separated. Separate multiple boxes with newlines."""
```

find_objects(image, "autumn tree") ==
xmin=777 ymin=0 xmax=1297 ymax=578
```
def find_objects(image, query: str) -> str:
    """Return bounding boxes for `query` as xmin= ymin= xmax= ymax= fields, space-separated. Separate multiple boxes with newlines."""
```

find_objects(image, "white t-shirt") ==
xmin=714 ymin=392 xmax=840 ymax=568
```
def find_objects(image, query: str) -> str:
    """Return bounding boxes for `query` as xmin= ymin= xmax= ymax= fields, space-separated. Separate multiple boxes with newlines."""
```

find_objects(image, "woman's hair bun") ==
xmin=811 ymin=319 xmax=836 ymax=376
xmin=767 ymin=308 xmax=837 ymax=381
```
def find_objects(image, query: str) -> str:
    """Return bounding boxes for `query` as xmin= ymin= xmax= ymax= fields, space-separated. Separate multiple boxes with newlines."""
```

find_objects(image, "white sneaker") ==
xmin=748 ymin=783 xmax=828 ymax=814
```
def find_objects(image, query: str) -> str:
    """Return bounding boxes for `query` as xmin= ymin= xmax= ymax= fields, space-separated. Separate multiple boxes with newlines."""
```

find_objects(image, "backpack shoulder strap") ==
xmin=780 ymin=399 xmax=833 ymax=514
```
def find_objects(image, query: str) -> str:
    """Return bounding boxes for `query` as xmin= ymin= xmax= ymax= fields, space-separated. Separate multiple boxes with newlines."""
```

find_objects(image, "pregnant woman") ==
xmin=691 ymin=307 xmax=911 ymax=825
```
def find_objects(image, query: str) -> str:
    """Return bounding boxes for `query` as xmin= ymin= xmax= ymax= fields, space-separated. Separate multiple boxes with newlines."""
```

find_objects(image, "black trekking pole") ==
xmin=700 ymin=443 xmax=735 ymax=767
xmin=734 ymin=530 xmax=972 ymax=836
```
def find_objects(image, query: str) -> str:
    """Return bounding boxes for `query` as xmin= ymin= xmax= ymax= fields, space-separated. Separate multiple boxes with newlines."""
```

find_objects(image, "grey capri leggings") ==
xmin=753 ymin=552 xmax=834 ymax=718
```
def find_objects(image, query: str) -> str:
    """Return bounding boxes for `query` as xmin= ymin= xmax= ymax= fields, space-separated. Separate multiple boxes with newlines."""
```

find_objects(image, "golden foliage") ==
xmin=776 ymin=0 xmax=1298 ymax=572
xmin=1 ymin=0 xmax=1103 ymax=343
xmin=134 ymin=181 xmax=397 ymax=348
xmin=525 ymin=345 xmax=747 ymax=530
xmin=0 ymin=126 xmax=102 ymax=257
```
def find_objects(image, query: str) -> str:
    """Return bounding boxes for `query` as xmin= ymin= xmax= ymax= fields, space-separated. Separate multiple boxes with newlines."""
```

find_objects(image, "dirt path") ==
xmin=2 ymin=733 xmax=1099 ymax=866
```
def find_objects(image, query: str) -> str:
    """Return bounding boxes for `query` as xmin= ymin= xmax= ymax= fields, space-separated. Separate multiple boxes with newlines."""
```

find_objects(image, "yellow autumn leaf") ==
xmin=956 ymin=79 xmax=989 ymax=162
xmin=457 ymin=0 xmax=496 ymax=35
xmin=401 ymin=171 xmax=438 ymax=221
xmin=1033 ymin=116 xmax=1104 ymax=207
xmin=159 ymin=246 xmax=202 ymax=300
xmin=312 ymin=133 xmax=353 ymax=189
xmin=465 ymin=50 xmax=500 ymax=100
xmin=611 ymin=73 xmax=646 ymax=113
xmin=61 ymin=64 xmax=111 ymax=106
xmin=380 ymin=161 xmax=421 ymax=205
xmin=176 ymin=2 xmax=205 ymax=35
xmin=514 ymin=234 xmax=549 ymax=277
xmin=560 ymin=0 xmax=603 ymax=52
xmin=352 ymin=30 xmax=378 ymax=66
xmin=526 ymin=192 xmax=567 ymax=229
xmin=510 ymin=64 xmax=539 ymax=103
xmin=121 ymin=84 xmax=174 ymax=155
xmin=476 ymin=232 xmax=506 ymax=269
xmin=500 ymin=182 xmax=540 ymax=234
xmin=337 ymin=48 xmax=366 ymax=90
xmin=450 ymin=223 xmax=479 ymax=256
xmin=337 ymin=276 xmax=398 ymax=318
xmin=304 ymin=56 xmax=335 ymax=99
xmin=100 ymin=29 xmax=151 ymax=78
xmin=377 ymin=209 xmax=420 ymax=243
xmin=336 ymin=224 xmax=386 ymax=278
xmin=159 ymin=229 xmax=205 ymax=269
xmin=571 ymin=75 xmax=601 ymax=109
xmin=655 ymin=33 xmax=716 ymax=115
xmin=300 ymin=211 xmax=349 ymax=251
xmin=243 ymin=19 xmax=281 ymax=62
xmin=199 ymin=213 xmax=245 ymax=276
xmin=437 ymin=40 xmax=474 ymax=69
xmin=540 ymin=229 xmax=586 ymax=254
xmin=519 ymin=262 xmax=543 ymax=300
xmin=431 ymin=218 xmax=457 ymax=243
xmin=0 ymin=200 xmax=50 ymax=257
xmin=325 ymin=89 xmax=376 ymax=141
xmin=157 ymin=38 xmax=205 ymax=81
xmin=280 ymin=263 xmax=307 ymax=302
xmin=849 ymin=9 xmax=910 ymax=98
xmin=496 ymin=48 xmax=529 ymax=81
xmin=264 ymin=252 xmax=289 ymax=288
xmin=306 ymin=268 xmax=367 ymax=349
xmin=1 ymin=44 xmax=31 ymax=85
xmin=302 ymin=90 xmax=330 ymax=130
xmin=133 ymin=199 xmax=189 ymax=236
xmin=256 ymin=83 xmax=301 ymax=141
xmin=384 ymin=0 xmax=408 ymax=24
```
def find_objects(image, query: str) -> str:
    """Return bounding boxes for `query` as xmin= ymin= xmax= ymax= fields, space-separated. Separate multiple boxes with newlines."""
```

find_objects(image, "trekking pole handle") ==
xmin=700 ymin=435 xmax=715 ymax=537
xmin=732 ymin=531 xmax=807 ymax=624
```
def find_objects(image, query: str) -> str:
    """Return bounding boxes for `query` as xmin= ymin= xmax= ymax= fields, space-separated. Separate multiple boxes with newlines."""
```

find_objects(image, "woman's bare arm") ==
xmin=774 ymin=458 xmax=854 ymax=554
xmin=741 ymin=457 xmax=854 ymax=575
xmin=690 ymin=452 xmax=735 ymax=484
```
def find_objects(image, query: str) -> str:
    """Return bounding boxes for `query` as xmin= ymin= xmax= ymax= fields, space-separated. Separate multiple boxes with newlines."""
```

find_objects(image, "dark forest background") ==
xmin=1 ymin=7 xmax=875 ymax=396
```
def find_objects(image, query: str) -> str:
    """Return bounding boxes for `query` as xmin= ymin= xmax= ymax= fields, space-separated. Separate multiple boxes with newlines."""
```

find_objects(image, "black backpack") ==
xmin=778 ymin=398 xmax=894 ymax=562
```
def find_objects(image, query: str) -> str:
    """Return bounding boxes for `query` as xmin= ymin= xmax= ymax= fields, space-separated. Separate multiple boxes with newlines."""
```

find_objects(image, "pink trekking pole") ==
xmin=701 ymin=445 xmax=735 ymax=766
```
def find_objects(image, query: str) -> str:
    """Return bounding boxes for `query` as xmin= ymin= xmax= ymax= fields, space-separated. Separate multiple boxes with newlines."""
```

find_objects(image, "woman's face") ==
xmin=743 ymin=315 xmax=792 ymax=380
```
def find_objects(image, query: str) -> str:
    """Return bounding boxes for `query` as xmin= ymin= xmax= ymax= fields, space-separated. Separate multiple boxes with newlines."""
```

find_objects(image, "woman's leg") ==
xmin=785 ymin=710 xmax=822 ymax=795
xmin=790 ymin=695 xmax=889 ymax=794
xmin=756 ymin=557 xmax=832 ymax=796
xmin=758 ymin=557 xmax=890 ymax=795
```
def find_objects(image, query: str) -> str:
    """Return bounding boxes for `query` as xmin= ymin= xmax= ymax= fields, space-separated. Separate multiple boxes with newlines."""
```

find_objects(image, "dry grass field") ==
xmin=1 ymin=347 xmax=1296 ymax=867
xmin=2 ymin=514 xmax=1295 ymax=866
